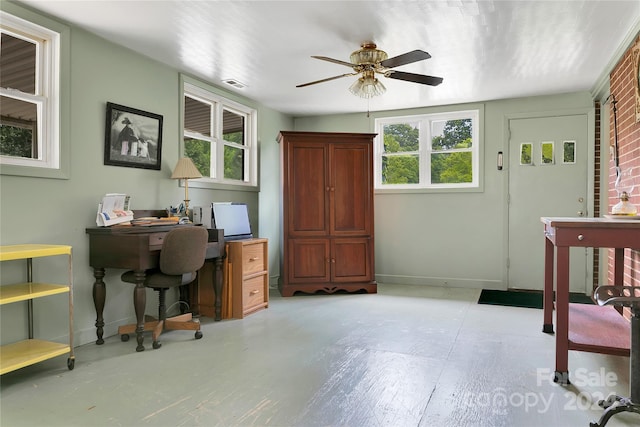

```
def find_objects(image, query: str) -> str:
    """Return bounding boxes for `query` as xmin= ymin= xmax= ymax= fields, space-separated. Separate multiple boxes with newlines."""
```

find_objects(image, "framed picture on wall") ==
xmin=104 ymin=102 xmax=163 ymax=170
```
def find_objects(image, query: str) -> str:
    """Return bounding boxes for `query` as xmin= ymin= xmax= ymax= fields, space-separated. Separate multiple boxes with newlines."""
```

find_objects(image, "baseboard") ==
xmin=375 ymin=274 xmax=502 ymax=289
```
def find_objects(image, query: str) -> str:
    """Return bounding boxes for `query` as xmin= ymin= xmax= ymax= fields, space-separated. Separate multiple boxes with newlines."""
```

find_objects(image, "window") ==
xmin=374 ymin=110 xmax=480 ymax=190
xmin=0 ymin=10 xmax=61 ymax=172
xmin=183 ymin=82 xmax=257 ymax=187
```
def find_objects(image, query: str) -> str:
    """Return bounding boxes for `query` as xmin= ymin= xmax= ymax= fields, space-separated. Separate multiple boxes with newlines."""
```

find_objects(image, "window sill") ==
xmin=187 ymin=179 xmax=259 ymax=193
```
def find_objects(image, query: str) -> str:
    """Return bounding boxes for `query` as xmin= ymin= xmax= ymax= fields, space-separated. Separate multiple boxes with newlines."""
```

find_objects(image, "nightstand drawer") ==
xmin=242 ymin=243 xmax=265 ymax=276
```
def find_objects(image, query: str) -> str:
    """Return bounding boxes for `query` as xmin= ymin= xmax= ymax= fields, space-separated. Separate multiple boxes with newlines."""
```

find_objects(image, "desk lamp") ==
xmin=171 ymin=157 xmax=202 ymax=219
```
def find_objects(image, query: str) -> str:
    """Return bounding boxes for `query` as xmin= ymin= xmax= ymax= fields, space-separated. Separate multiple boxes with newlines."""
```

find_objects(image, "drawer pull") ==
xmin=249 ymin=257 xmax=259 ymax=261
xmin=249 ymin=290 xmax=260 ymax=295
xmin=577 ymin=234 xmax=584 ymax=241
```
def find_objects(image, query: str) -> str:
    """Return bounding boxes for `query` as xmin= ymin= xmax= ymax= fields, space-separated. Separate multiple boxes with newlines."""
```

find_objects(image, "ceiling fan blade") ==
xmin=311 ymin=55 xmax=358 ymax=68
xmin=296 ymin=73 xmax=357 ymax=88
xmin=386 ymin=70 xmax=443 ymax=86
xmin=380 ymin=50 xmax=431 ymax=68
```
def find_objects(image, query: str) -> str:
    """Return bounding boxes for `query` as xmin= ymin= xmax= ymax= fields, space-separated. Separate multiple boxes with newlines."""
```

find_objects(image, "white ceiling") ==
xmin=19 ymin=0 xmax=640 ymax=117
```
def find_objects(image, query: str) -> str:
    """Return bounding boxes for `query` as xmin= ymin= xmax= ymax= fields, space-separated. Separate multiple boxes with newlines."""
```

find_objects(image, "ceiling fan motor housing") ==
xmin=350 ymin=43 xmax=388 ymax=65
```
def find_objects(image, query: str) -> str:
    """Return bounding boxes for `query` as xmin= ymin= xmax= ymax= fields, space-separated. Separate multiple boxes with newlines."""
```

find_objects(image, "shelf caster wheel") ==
xmin=152 ymin=341 xmax=161 ymax=349
xmin=67 ymin=357 xmax=75 ymax=370
xmin=195 ymin=331 xmax=203 ymax=340
xmin=120 ymin=334 xmax=129 ymax=342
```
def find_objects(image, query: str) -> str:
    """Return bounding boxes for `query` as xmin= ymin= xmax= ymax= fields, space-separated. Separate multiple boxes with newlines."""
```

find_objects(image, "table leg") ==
xmin=92 ymin=267 xmax=106 ymax=345
xmin=132 ymin=270 xmax=147 ymax=352
xmin=614 ymin=248 xmax=624 ymax=284
xmin=554 ymin=245 xmax=570 ymax=384
xmin=543 ymin=236 xmax=555 ymax=334
xmin=214 ymin=257 xmax=223 ymax=321
xmin=614 ymin=248 xmax=625 ymax=314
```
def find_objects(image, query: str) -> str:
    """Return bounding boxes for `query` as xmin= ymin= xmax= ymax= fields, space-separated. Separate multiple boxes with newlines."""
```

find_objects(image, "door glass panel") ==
xmin=563 ymin=141 xmax=576 ymax=164
xmin=541 ymin=141 xmax=554 ymax=165
xmin=520 ymin=143 xmax=532 ymax=165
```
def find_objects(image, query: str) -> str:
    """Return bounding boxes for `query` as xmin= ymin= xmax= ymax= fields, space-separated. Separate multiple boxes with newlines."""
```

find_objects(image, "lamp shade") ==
xmin=171 ymin=157 xmax=202 ymax=179
xmin=349 ymin=70 xmax=386 ymax=99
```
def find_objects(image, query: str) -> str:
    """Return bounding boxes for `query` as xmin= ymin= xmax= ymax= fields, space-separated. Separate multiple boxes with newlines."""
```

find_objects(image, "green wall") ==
xmin=0 ymin=2 xmax=292 ymax=347
xmin=0 ymin=1 xmax=600 ymax=350
xmin=293 ymin=92 xmax=595 ymax=288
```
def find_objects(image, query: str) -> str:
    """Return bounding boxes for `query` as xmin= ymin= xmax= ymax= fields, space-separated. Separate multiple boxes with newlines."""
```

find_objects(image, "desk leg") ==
xmin=543 ymin=237 xmax=555 ymax=334
xmin=554 ymin=246 xmax=570 ymax=385
xmin=214 ymin=257 xmax=223 ymax=321
xmin=132 ymin=270 xmax=147 ymax=352
xmin=92 ymin=267 xmax=106 ymax=345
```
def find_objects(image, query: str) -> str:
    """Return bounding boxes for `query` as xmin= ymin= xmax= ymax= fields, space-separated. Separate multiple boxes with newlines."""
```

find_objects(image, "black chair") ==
xmin=590 ymin=285 xmax=640 ymax=427
xmin=118 ymin=226 xmax=208 ymax=349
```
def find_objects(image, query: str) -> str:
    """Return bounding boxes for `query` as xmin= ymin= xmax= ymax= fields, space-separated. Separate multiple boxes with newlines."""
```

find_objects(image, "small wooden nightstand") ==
xmin=227 ymin=238 xmax=269 ymax=318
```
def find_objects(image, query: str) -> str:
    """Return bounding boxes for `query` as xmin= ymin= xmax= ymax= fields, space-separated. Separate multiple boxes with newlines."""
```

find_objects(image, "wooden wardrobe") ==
xmin=278 ymin=131 xmax=377 ymax=296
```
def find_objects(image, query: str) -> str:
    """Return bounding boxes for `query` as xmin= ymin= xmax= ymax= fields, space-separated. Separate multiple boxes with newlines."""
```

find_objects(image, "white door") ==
xmin=508 ymin=114 xmax=589 ymax=293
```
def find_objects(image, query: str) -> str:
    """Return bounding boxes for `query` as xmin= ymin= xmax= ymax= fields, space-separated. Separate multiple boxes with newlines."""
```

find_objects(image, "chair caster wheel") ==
xmin=195 ymin=331 xmax=203 ymax=339
xmin=152 ymin=341 xmax=161 ymax=349
xmin=121 ymin=334 xmax=129 ymax=342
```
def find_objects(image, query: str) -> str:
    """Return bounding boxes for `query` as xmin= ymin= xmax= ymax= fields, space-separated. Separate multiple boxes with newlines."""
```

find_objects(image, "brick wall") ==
xmin=607 ymin=34 xmax=640 ymax=300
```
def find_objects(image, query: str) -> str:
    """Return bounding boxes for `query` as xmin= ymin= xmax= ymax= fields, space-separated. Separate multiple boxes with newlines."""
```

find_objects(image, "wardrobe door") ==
xmin=288 ymin=238 xmax=330 ymax=283
xmin=287 ymin=142 xmax=328 ymax=237
xmin=331 ymin=237 xmax=372 ymax=283
xmin=329 ymin=142 xmax=372 ymax=236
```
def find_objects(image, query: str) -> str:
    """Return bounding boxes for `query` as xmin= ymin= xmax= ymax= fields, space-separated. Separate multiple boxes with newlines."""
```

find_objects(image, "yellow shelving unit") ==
xmin=0 ymin=244 xmax=75 ymax=375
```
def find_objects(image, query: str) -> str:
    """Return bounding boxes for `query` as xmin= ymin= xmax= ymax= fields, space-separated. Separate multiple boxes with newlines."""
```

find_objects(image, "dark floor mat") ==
xmin=478 ymin=289 xmax=594 ymax=309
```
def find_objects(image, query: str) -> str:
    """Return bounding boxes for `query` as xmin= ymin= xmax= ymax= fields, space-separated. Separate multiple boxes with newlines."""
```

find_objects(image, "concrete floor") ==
xmin=0 ymin=284 xmax=637 ymax=427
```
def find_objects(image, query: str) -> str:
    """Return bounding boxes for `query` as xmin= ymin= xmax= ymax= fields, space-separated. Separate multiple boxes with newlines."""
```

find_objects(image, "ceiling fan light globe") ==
xmin=349 ymin=76 xmax=386 ymax=98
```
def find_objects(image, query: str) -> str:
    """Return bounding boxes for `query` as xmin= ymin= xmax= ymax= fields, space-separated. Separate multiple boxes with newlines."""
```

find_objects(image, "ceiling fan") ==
xmin=296 ymin=42 xmax=443 ymax=98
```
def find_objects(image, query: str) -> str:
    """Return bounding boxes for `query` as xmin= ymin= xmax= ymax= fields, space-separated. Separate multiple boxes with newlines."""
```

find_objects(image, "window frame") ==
xmin=0 ymin=5 xmax=70 ymax=179
xmin=182 ymin=80 xmax=258 ymax=189
xmin=374 ymin=108 xmax=482 ymax=193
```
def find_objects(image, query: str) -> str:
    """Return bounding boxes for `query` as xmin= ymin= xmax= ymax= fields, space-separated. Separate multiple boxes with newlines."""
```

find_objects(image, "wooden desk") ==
xmin=541 ymin=217 xmax=638 ymax=384
xmin=86 ymin=223 xmax=225 ymax=352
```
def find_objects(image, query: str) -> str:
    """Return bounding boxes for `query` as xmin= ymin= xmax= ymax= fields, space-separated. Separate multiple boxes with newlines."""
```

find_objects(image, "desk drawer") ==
xmin=242 ymin=243 xmax=266 ymax=276
xmin=243 ymin=274 xmax=267 ymax=312
xmin=228 ymin=238 xmax=269 ymax=319
xmin=148 ymin=233 xmax=167 ymax=250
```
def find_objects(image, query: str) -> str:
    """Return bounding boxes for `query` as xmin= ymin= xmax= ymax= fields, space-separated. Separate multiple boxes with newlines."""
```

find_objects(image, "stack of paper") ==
xmin=96 ymin=193 xmax=133 ymax=226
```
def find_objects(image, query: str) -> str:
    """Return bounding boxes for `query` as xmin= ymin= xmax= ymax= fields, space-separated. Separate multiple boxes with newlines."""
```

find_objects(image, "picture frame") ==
xmin=104 ymin=102 xmax=163 ymax=170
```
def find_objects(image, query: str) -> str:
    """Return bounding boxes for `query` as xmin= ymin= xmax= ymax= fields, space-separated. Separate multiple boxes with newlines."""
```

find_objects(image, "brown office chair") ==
xmin=118 ymin=226 xmax=208 ymax=349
